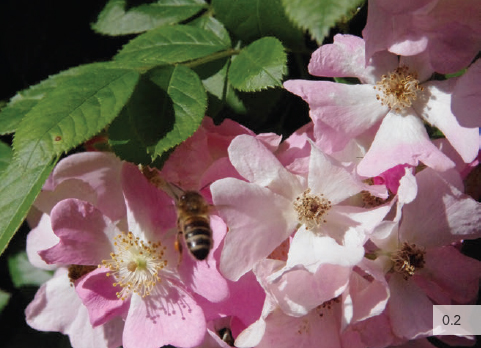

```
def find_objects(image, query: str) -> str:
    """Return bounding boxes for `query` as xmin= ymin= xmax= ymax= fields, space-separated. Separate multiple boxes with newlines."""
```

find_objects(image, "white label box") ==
xmin=433 ymin=305 xmax=481 ymax=335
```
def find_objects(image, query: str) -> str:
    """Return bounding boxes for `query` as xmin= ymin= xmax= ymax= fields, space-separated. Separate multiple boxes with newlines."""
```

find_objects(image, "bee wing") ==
xmin=162 ymin=182 xmax=185 ymax=201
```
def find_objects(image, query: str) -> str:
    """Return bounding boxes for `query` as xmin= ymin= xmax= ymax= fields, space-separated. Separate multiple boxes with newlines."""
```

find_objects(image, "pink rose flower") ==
xmin=38 ymin=162 xmax=229 ymax=348
xmin=369 ymin=168 xmax=481 ymax=340
xmin=212 ymin=134 xmax=390 ymax=282
xmin=25 ymin=152 xmax=127 ymax=348
xmin=284 ymin=34 xmax=479 ymax=177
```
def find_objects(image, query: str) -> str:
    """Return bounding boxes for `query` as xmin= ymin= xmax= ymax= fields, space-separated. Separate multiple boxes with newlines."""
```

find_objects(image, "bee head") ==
xmin=178 ymin=191 xmax=208 ymax=214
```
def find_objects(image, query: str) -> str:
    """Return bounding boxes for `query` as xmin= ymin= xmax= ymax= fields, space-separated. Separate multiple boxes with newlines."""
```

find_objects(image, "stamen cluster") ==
xmin=101 ymin=231 xmax=167 ymax=300
xmin=374 ymin=65 xmax=424 ymax=112
xmin=391 ymin=242 xmax=426 ymax=280
xmin=294 ymin=188 xmax=332 ymax=230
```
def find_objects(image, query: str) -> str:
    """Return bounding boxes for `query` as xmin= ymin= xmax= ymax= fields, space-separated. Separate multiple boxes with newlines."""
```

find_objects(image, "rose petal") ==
xmin=40 ymin=199 xmax=118 ymax=265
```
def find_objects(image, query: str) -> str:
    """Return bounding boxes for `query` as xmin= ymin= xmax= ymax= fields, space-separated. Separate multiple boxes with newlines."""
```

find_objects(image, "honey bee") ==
xmin=175 ymin=190 xmax=213 ymax=261
xmin=139 ymin=165 xmax=213 ymax=261
xmin=67 ymin=264 xmax=97 ymax=284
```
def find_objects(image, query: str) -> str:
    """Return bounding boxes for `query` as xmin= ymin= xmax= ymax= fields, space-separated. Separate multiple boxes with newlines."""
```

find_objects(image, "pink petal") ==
xmin=309 ymin=34 xmax=398 ymax=84
xmin=76 ymin=267 xmax=130 ymax=327
xmin=26 ymin=214 xmax=59 ymax=270
xmin=388 ymin=274 xmax=433 ymax=339
xmin=177 ymin=215 xmax=229 ymax=303
xmin=397 ymin=167 xmax=418 ymax=204
xmin=308 ymin=143 xmax=364 ymax=204
xmin=212 ymin=178 xmax=298 ymax=281
xmin=332 ymin=204 xmax=393 ymax=241
xmin=26 ymin=268 xmax=124 ymax=348
xmin=196 ymin=270 xmax=266 ymax=330
xmin=452 ymin=59 xmax=481 ymax=128
xmin=352 ymin=259 xmax=390 ymax=322
xmin=375 ymin=0 xmax=434 ymax=14
xmin=284 ymin=81 xmax=387 ymax=152
xmin=266 ymin=263 xmax=351 ymax=316
xmin=425 ymin=22 xmax=481 ymax=74
xmin=26 ymin=268 xmax=85 ymax=333
xmin=374 ymin=165 xmax=415 ymax=196
xmin=252 ymin=306 xmax=342 ymax=348
xmin=363 ymin=0 xmax=429 ymax=62
xmin=399 ymin=168 xmax=481 ymax=247
xmin=284 ymin=227 xmax=365 ymax=273
xmin=350 ymin=312 xmax=395 ymax=348
xmin=227 ymin=135 xmax=304 ymax=199
xmin=416 ymin=246 xmax=481 ymax=304
xmin=357 ymin=112 xmax=455 ymax=177
xmin=123 ymin=284 xmax=206 ymax=348
xmin=34 ymin=179 xmax=97 ymax=215
xmin=399 ymin=52 xmax=435 ymax=83
xmin=121 ymin=163 xmax=177 ymax=241
xmin=415 ymin=80 xmax=479 ymax=163
xmin=160 ymin=125 xmax=213 ymax=190
xmin=39 ymin=199 xmax=117 ymax=265
xmin=49 ymin=152 xmax=126 ymax=221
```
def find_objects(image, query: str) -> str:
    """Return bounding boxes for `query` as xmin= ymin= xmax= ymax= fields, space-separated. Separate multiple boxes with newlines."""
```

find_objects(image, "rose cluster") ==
xmin=25 ymin=1 xmax=481 ymax=348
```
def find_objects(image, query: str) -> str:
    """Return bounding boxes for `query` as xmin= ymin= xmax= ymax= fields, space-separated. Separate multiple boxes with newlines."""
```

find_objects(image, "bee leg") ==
xmin=174 ymin=231 xmax=183 ymax=265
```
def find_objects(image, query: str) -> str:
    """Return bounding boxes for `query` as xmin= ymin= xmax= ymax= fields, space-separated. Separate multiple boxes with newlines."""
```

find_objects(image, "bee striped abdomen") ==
xmin=182 ymin=216 xmax=212 ymax=260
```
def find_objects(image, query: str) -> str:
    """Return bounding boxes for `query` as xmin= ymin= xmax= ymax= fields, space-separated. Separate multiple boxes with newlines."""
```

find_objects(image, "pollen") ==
xmin=315 ymin=297 xmax=341 ymax=318
xmin=100 ymin=231 xmax=167 ymax=300
xmin=373 ymin=65 xmax=423 ymax=113
xmin=391 ymin=242 xmax=426 ymax=280
xmin=294 ymin=188 xmax=332 ymax=230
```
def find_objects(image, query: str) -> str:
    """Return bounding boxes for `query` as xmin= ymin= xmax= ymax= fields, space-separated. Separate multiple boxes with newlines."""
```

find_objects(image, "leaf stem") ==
xmin=183 ymin=48 xmax=240 ymax=69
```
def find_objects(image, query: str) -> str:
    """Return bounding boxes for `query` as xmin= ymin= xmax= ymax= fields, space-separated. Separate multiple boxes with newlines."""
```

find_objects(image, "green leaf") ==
xmin=188 ymin=15 xmax=231 ymax=47
xmin=109 ymin=75 xmax=174 ymax=164
xmin=93 ymin=0 xmax=208 ymax=36
xmin=281 ymin=0 xmax=364 ymax=44
xmin=114 ymin=25 xmax=231 ymax=68
xmin=212 ymin=0 xmax=304 ymax=49
xmin=0 ymin=289 xmax=10 ymax=313
xmin=150 ymin=65 xmax=207 ymax=157
xmin=108 ymin=113 xmax=153 ymax=165
xmin=13 ymin=63 xmax=140 ymax=168
xmin=228 ymin=37 xmax=287 ymax=92
xmin=0 ymin=66 xmax=92 ymax=135
xmin=334 ymin=77 xmax=361 ymax=85
xmin=8 ymin=252 xmax=53 ymax=287
xmin=0 ymin=159 xmax=56 ymax=256
xmin=0 ymin=141 xmax=12 ymax=174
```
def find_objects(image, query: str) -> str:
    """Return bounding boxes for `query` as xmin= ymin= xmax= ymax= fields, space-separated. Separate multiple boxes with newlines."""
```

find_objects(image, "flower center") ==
xmin=391 ymin=242 xmax=425 ymax=279
xmin=101 ymin=231 xmax=168 ymax=300
xmin=373 ymin=65 xmax=423 ymax=112
xmin=294 ymin=188 xmax=332 ymax=230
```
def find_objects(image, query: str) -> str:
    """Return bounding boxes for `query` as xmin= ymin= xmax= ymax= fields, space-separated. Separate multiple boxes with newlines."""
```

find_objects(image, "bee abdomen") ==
xmin=183 ymin=217 xmax=212 ymax=260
